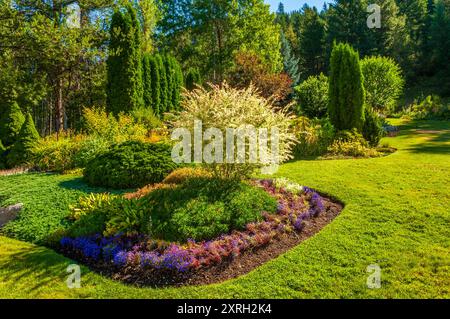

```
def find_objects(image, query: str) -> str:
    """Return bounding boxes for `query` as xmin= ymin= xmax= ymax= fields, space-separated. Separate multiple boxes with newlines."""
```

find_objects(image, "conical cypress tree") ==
xmin=142 ymin=53 xmax=153 ymax=110
xmin=156 ymin=54 xmax=168 ymax=114
xmin=0 ymin=95 xmax=25 ymax=147
xmin=106 ymin=6 xmax=143 ymax=115
xmin=328 ymin=43 xmax=365 ymax=132
xmin=127 ymin=5 xmax=144 ymax=110
xmin=6 ymin=113 xmax=40 ymax=168
xmin=149 ymin=55 xmax=161 ymax=116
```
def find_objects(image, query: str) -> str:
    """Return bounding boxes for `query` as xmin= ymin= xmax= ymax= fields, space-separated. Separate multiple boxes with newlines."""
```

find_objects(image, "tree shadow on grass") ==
xmin=58 ymin=177 xmax=132 ymax=195
xmin=1 ymin=245 xmax=73 ymax=292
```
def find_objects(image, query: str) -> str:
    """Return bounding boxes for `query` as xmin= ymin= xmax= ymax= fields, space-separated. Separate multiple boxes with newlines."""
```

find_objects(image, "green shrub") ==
xmin=73 ymin=137 xmax=111 ymax=168
xmin=83 ymin=141 xmax=178 ymax=189
xmin=362 ymin=109 xmax=384 ymax=147
xmin=6 ymin=113 xmax=40 ymax=168
xmin=81 ymin=107 xmax=147 ymax=143
xmin=31 ymin=132 xmax=83 ymax=172
xmin=327 ymin=129 xmax=379 ymax=158
xmin=0 ymin=99 xmax=25 ymax=147
xmin=172 ymin=83 xmax=296 ymax=180
xmin=162 ymin=167 xmax=211 ymax=184
xmin=294 ymin=73 xmax=329 ymax=118
xmin=145 ymin=178 xmax=277 ymax=242
xmin=168 ymin=198 xmax=229 ymax=241
xmin=104 ymin=198 xmax=148 ymax=236
xmin=361 ymin=56 xmax=404 ymax=114
xmin=328 ymin=43 xmax=365 ymax=132
xmin=402 ymin=95 xmax=450 ymax=120
xmin=292 ymin=116 xmax=335 ymax=157
xmin=130 ymin=106 xmax=162 ymax=131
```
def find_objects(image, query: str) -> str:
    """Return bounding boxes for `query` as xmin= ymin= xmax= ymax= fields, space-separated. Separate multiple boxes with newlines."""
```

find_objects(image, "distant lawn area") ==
xmin=0 ymin=119 xmax=449 ymax=299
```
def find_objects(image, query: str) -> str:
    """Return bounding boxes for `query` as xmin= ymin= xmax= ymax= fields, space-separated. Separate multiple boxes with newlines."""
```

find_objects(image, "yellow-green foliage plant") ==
xmin=171 ymin=83 xmax=297 ymax=180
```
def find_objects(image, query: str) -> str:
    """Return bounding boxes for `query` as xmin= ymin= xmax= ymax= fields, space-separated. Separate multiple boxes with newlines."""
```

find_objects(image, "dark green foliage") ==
xmin=328 ymin=43 xmax=366 ymax=132
xmin=362 ymin=109 xmax=384 ymax=147
xmin=0 ymin=98 xmax=25 ymax=147
xmin=143 ymin=178 xmax=277 ymax=242
xmin=142 ymin=53 xmax=153 ymax=111
xmin=6 ymin=113 xmax=39 ymax=168
xmin=280 ymin=31 xmax=300 ymax=85
xmin=83 ymin=141 xmax=178 ymax=189
xmin=155 ymin=54 xmax=168 ymax=114
xmin=185 ymin=68 xmax=202 ymax=90
xmin=106 ymin=6 xmax=143 ymax=116
xmin=294 ymin=73 xmax=329 ymax=118
xmin=130 ymin=106 xmax=162 ymax=130
xmin=327 ymin=0 xmax=374 ymax=57
xmin=149 ymin=55 xmax=161 ymax=116
xmin=0 ymin=139 xmax=6 ymax=169
xmin=298 ymin=6 xmax=327 ymax=79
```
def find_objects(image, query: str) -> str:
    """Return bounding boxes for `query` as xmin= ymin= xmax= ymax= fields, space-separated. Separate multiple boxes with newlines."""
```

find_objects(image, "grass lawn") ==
xmin=0 ymin=119 xmax=449 ymax=299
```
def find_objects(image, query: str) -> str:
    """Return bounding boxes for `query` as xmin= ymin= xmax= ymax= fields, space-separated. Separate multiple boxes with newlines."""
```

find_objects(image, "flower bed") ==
xmin=59 ymin=179 xmax=343 ymax=286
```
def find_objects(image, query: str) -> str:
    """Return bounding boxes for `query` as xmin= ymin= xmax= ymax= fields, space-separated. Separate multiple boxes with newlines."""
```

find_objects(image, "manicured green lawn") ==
xmin=0 ymin=119 xmax=449 ymax=298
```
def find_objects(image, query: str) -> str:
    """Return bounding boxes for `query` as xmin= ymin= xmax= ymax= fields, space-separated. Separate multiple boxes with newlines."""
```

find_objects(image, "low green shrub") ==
xmin=145 ymin=178 xmax=277 ymax=242
xmin=362 ymin=109 xmax=384 ymax=147
xmin=31 ymin=132 xmax=84 ymax=172
xmin=162 ymin=167 xmax=211 ymax=184
xmin=327 ymin=129 xmax=379 ymax=158
xmin=130 ymin=107 xmax=162 ymax=131
xmin=293 ymin=73 xmax=329 ymax=118
xmin=83 ymin=141 xmax=178 ymax=189
xmin=292 ymin=116 xmax=335 ymax=157
xmin=400 ymin=95 xmax=450 ymax=120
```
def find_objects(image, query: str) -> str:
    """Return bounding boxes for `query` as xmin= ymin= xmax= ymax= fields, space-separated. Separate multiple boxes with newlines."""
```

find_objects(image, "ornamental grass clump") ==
xmin=171 ymin=83 xmax=297 ymax=180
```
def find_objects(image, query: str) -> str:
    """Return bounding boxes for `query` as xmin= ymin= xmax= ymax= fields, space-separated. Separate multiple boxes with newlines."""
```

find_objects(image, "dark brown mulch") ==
xmin=103 ymin=196 xmax=343 ymax=288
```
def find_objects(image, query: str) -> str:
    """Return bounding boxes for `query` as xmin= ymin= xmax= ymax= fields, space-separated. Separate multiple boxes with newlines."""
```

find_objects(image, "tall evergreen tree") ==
xmin=142 ymin=53 xmax=153 ymax=110
xmin=155 ymin=54 xmax=169 ymax=114
xmin=163 ymin=54 xmax=174 ymax=111
xmin=149 ymin=55 xmax=161 ymax=116
xmin=280 ymin=31 xmax=301 ymax=86
xmin=6 ymin=112 xmax=40 ymax=168
xmin=328 ymin=43 xmax=366 ymax=132
xmin=327 ymin=0 xmax=374 ymax=57
xmin=298 ymin=5 xmax=327 ymax=79
xmin=429 ymin=0 xmax=450 ymax=75
xmin=106 ymin=6 xmax=143 ymax=116
xmin=0 ymin=91 xmax=25 ymax=147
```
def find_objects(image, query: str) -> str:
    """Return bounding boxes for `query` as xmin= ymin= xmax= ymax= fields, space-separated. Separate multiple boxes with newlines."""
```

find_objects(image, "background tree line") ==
xmin=0 ymin=0 xmax=449 ymax=137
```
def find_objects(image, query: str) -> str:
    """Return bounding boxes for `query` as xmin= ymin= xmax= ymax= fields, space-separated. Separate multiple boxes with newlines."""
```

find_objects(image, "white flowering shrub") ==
xmin=171 ymin=83 xmax=297 ymax=180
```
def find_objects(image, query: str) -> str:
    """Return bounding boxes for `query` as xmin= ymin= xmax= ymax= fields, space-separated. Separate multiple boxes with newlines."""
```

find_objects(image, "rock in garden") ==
xmin=0 ymin=203 xmax=23 ymax=227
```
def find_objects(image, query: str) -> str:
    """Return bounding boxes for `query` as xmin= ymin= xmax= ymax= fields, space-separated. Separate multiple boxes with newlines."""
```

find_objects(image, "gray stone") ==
xmin=0 ymin=203 xmax=23 ymax=227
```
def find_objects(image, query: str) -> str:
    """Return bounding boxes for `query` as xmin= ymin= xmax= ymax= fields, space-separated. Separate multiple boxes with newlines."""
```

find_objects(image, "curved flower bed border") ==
xmin=59 ymin=179 xmax=343 ymax=287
